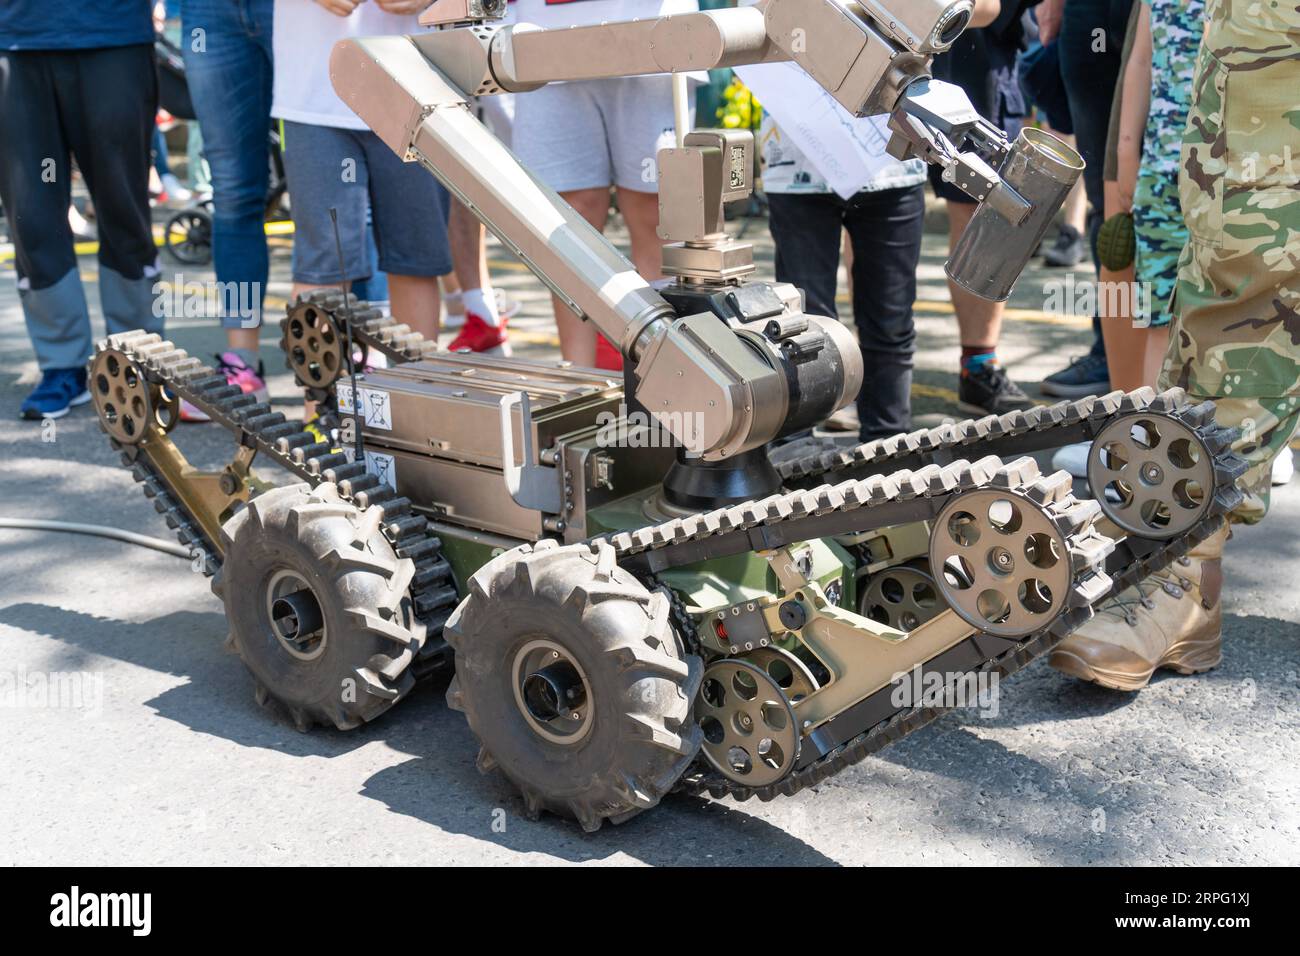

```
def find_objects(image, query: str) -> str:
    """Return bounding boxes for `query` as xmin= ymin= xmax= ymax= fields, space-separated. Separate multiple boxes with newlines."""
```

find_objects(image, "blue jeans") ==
xmin=1059 ymin=0 xmax=1133 ymax=358
xmin=768 ymin=185 xmax=925 ymax=441
xmin=180 ymin=0 xmax=273 ymax=329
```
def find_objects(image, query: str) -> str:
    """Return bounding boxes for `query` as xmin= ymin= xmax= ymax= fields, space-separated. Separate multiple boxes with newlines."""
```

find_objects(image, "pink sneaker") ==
xmin=181 ymin=351 xmax=270 ymax=423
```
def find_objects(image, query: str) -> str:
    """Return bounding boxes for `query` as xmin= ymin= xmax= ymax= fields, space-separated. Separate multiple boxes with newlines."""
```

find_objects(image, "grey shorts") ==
xmin=280 ymin=120 xmax=452 ymax=283
xmin=511 ymin=75 xmax=684 ymax=193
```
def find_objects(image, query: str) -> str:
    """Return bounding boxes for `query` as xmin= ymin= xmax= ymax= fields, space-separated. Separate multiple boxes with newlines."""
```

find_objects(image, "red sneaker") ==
xmin=595 ymin=334 xmax=623 ymax=371
xmin=447 ymin=312 xmax=509 ymax=355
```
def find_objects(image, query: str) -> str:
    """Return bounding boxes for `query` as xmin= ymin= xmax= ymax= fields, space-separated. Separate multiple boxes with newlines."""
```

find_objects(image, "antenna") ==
xmin=328 ymin=207 xmax=364 ymax=464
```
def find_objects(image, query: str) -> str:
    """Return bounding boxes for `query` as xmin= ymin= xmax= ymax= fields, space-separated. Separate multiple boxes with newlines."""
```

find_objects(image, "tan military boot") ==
xmin=1049 ymin=523 xmax=1228 ymax=691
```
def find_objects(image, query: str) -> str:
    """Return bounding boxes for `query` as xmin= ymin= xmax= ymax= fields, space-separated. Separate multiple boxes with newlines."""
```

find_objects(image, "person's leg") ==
xmin=181 ymin=0 xmax=274 ymax=352
xmin=946 ymin=200 xmax=1004 ymax=351
xmin=152 ymin=124 xmax=170 ymax=181
xmin=844 ymin=184 xmax=924 ymax=440
xmin=63 ymin=45 xmax=163 ymax=340
xmin=552 ymin=188 xmax=611 ymax=365
xmin=1101 ymin=174 xmax=1175 ymax=392
xmin=1053 ymin=0 xmax=1137 ymax=377
xmin=0 ymin=51 xmax=90 ymax=375
xmin=766 ymin=193 xmax=844 ymax=321
xmin=1096 ymin=180 xmax=1144 ymax=390
xmin=1051 ymin=20 xmax=1299 ymax=691
xmin=444 ymin=196 xmax=507 ymax=351
xmin=944 ymin=194 xmax=1035 ymax=414
xmin=510 ymin=79 xmax=613 ymax=365
xmin=280 ymin=123 xmax=372 ymax=304
xmin=614 ymin=187 xmax=664 ymax=283
xmin=607 ymin=73 xmax=685 ymax=367
xmin=362 ymin=130 xmax=452 ymax=340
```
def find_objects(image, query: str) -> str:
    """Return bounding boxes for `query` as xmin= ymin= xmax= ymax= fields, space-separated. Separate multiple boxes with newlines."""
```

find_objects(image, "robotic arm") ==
xmin=329 ymin=0 xmax=1082 ymax=462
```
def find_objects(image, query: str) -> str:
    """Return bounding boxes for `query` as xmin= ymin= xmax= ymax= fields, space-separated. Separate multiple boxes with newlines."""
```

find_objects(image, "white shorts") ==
xmin=511 ymin=75 xmax=687 ymax=194
xmin=477 ymin=93 xmax=515 ymax=149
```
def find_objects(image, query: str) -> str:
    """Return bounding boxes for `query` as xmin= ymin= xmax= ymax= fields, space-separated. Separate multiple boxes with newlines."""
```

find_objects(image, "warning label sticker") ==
xmin=336 ymin=383 xmax=393 ymax=431
xmin=364 ymin=450 xmax=397 ymax=488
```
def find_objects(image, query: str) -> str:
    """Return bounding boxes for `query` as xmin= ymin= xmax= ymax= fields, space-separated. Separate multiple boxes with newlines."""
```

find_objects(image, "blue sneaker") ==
xmin=20 ymin=367 xmax=91 ymax=420
xmin=1040 ymin=352 xmax=1110 ymax=399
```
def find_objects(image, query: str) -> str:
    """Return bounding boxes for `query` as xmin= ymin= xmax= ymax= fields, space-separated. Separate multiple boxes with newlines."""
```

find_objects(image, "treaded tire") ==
xmin=212 ymin=482 xmax=425 ymax=731
xmin=444 ymin=539 xmax=703 ymax=831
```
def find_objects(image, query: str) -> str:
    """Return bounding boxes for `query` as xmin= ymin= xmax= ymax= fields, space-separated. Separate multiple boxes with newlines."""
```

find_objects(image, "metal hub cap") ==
xmin=859 ymin=564 xmax=943 ymax=632
xmin=696 ymin=658 xmax=799 ymax=786
xmin=265 ymin=569 xmax=328 ymax=661
xmin=1088 ymin=415 xmax=1214 ymax=538
xmin=90 ymin=348 xmax=154 ymax=444
xmin=512 ymin=639 xmax=593 ymax=745
xmin=929 ymin=489 xmax=1071 ymax=638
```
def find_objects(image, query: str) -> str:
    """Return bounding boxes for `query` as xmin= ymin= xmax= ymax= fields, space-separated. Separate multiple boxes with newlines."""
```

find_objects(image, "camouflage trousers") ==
xmin=1159 ymin=26 xmax=1300 ymax=523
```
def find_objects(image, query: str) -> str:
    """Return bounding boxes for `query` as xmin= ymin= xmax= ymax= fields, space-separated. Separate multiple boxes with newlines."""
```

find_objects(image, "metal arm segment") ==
xmin=330 ymin=36 xmax=792 ymax=461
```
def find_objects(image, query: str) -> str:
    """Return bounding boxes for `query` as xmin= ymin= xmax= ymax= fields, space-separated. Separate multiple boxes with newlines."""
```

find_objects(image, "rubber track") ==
xmin=602 ymin=390 xmax=1246 ymax=802
xmin=96 ymin=332 xmax=459 ymax=675
xmin=775 ymin=386 xmax=1241 ymax=495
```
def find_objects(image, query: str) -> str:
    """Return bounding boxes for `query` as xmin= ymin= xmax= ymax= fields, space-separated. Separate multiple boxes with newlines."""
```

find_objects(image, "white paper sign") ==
xmin=735 ymin=61 xmax=896 ymax=200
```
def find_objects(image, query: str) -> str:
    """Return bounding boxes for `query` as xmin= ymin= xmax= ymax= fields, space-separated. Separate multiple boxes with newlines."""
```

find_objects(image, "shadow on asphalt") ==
xmin=4 ymin=599 xmax=1294 ymax=864
xmin=0 ymin=601 xmax=839 ymax=864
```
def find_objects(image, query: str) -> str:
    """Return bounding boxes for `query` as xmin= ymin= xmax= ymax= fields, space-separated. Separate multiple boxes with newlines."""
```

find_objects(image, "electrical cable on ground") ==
xmin=0 ymin=517 xmax=193 ymax=559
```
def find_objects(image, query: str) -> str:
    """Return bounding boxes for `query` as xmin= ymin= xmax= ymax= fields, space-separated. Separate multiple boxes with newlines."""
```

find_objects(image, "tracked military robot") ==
xmin=90 ymin=0 xmax=1245 ymax=830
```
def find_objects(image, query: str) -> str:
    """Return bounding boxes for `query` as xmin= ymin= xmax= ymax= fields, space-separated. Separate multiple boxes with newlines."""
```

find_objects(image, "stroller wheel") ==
xmin=164 ymin=206 xmax=213 ymax=266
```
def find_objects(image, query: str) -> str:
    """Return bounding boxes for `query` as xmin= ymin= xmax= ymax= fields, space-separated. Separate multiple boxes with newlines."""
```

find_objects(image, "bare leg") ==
xmin=615 ymin=185 xmax=665 ymax=281
xmin=448 ymin=198 xmax=490 ymax=290
xmin=946 ymin=200 xmax=1005 ymax=349
xmin=226 ymin=326 xmax=261 ymax=354
xmin=553 ymin=187 xmax=611 ymax=364
xmin=387 ymin=273 xmax=441 ymax=340
xmin=1095 ymin=180 xmax=1172 ymax=391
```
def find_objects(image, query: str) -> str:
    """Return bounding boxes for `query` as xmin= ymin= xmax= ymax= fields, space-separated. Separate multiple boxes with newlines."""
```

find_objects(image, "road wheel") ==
xmin=445 ymin=539 xmax=702 ymax=831
xmin=212 ymin=482 xmax=424 ymax=731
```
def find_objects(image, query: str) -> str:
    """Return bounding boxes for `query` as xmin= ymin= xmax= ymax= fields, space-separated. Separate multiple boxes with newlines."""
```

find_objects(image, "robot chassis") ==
xmin=90 ymin=0 xmax=1246 ymax=830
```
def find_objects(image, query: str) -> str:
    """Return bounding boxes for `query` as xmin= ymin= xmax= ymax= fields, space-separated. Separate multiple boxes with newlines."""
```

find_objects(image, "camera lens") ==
xmin=935 ymin=8 xmax=971 ymax=48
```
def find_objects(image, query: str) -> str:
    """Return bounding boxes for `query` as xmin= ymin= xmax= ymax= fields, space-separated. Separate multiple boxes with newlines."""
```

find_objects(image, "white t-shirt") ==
xmin=272 ymin=0 xmax=428 ymax=130
xmin=758 ymin=113 xmax=926 ymax=196
xmin=511 ymin=0 xmax=699 ymax=30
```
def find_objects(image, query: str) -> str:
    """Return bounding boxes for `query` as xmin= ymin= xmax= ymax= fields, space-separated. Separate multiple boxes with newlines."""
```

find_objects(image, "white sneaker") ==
xmin=161 ymin=173 xmax=193 ymax=202
xmin=1051 ymin=441 xmax=1091 ymax=479
xmin=495 ymin=288 xmax=521 ymax=320
xmin=1272 ymin=446 xmax=1294 ymax=486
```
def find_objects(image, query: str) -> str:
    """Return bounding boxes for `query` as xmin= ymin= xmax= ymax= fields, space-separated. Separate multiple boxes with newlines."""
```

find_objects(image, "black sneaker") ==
xmin=1044 ymin=224 xmax=1086 ymax=267
xmin=958 ymin=363 xmax=1035 ymax=416
xmin=1041 ymin=352 xmax=1110 ymax=398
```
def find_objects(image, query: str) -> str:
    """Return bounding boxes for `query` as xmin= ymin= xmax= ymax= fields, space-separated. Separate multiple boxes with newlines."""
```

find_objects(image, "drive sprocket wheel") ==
xmin=281 ymin=297 xmax=350 ymax=391
xmin=444 ymin=539 xmax=703 ymax=832
xmin=929 ymin=486 xmax=1074 ymax=639
xmin=89 ymin=348 xmax=156 ymax=445
xmin=1087 ymin=412 xmax=1214 ymax=539
xmin=858 ymin=562 xmax=944 ymax=631
xmin=212 ymin=482 xmax=425 ymax=731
